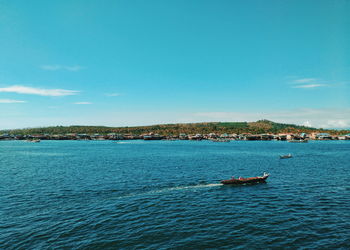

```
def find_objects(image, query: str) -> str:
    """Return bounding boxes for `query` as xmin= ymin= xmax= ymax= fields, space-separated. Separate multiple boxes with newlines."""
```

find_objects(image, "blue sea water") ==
xmin=0 ymin=140 xmax=349 ymax=249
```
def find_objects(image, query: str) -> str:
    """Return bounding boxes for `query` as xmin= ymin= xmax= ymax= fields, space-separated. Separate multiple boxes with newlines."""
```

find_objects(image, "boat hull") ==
xmin=280 ymin=155 xmax=292 ymax=159
xmin=221 ymin=175 xmax=269 ymax=185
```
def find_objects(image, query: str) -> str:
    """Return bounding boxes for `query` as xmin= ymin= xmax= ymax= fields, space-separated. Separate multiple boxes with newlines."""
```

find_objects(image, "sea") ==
xmin=1 ymin=140 xmax=349 ymax=249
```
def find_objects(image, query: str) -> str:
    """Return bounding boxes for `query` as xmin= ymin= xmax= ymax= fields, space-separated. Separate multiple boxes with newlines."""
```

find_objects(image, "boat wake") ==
xmin=152 ymin=183 xmax=223 ymax=193
xmin=142 ymin=183 xmax=224 ymax=197
xmin=115 ymin=183 xmax=223 ymax=200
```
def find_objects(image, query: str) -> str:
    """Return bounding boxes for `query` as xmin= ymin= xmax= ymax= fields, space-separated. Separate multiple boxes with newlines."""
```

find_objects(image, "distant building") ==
xmin=220 ymin=133 xmax=229 ymax=138
xmin=245 ymin=135 xmax=261 ymax=140
xmin=316 ymin=133 xmax=332 ymax=140
xmin=143 ymin=134 xmax=164 ymax=140
xmin=189 ymin=134 xmax=203 ymax=140
xmin=208 ymin=133 xmax=217 ymax=139
xmin=77 ymin=134 xmax=91 ymax=140
xmin=336 ymin=136 xmax=346 ymax=140
xmin=276 ymin=134 xmax=288 ymax=141
xmin=261 ymin=134 xmax=274 ymax=140
xmin=179 ymin=133 xmax=188 ymax=140
xmin=0 ymin=134 xmax=11 ymax=140
xmin=300 ymin=133 xmax=308 ymax=139
xmin=309 ymin=133 xmax=317 ymax=140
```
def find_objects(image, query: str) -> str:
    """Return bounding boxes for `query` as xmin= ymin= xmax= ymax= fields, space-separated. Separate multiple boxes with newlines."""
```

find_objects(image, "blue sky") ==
xmin=0 ymin=0 xmax=349 ymax=129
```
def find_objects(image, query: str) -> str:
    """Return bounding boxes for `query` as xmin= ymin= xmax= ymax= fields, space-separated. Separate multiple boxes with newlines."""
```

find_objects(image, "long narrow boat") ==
xmin=221 ymin=172 xmax=269 ymax=185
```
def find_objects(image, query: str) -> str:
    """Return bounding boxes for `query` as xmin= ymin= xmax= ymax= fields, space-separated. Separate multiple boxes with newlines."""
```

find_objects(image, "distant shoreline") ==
xmin=1 ymin=120 xmax=349 ymax=137
xmin=1 ymin=132 xmax=349 ymax=142
xmin=1 ymin=120 xmax=350 ymax=141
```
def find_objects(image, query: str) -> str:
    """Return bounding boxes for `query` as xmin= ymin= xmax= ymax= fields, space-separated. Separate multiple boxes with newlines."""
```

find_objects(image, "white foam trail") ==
xmin=147 ymin=183 xmax=223 ymax=194
xmin=114 ymin=183 xmax=223 ymax=200
xmin=190 ymin=183 xmax=223 ymax=188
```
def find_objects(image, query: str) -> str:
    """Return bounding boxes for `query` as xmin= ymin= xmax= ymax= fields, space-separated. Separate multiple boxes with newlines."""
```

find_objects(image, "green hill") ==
xmin=1 ymin=120 xmax=348 ymax=135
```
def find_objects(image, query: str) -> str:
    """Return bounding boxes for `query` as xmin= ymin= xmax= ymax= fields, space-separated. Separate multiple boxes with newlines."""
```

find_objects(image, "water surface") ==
xmin=1 ymin=140 xmax=349 ymax=249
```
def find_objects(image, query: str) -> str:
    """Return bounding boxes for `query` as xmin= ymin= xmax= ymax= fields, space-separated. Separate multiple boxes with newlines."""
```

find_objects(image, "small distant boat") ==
xmin=280 ymin=154 xmax=292 ymax=159
xmin=288 ymin=140 xmax=308 ymax=143
xmin=26 ymin=139 xmax=40 ymax=143
xmin=221 ymin=172 xmax=269 ymax=185
xmin=211 ymin=139 xmax=230 ymax=142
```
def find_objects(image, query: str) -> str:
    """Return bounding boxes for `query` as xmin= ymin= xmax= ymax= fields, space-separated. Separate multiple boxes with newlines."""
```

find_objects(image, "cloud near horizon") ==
xmin=73 ymin=102 xmax=92 ymax=105
xmin=40 ymin=65 xmax=84 ymax=71
xmin=292 ymin=84 xmax=327 ymax=89
xmin=0 ymin=99 xmax=26 ymax=103
xmin=1 ymin=109 xmax=349 ymax=130
xmin=0 ymin=85 xmax=79 ymax=96
xmin=293 ymin=78 xmax=317 ymax=83
xmin=193 ymin=108 xmax=350 ymax=129
xmin=105 ymin=93 xmax=122 ymax=97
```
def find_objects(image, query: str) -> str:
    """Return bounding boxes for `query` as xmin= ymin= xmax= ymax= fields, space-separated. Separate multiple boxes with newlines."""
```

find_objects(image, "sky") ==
xmin=0 ymin=0 xmax=349 ymax=129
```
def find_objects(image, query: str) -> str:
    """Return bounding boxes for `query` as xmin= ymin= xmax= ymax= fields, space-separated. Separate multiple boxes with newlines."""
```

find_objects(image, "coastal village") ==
xmin=1 ymin=131 xmax=350 ymax=141
xmin=1 ymin=121 xmax=349 ymax=142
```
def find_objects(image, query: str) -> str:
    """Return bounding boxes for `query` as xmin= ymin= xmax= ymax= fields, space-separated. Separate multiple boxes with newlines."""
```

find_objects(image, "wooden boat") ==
xmin=280 ymin=154 xmax=292 ymax=159
xmin=221 ymin=172 xmax=269 ymax=185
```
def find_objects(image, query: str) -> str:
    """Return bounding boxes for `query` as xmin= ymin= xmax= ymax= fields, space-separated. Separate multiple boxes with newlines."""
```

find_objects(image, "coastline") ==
xmin=1 ymin=132 xmax=349 ymax=141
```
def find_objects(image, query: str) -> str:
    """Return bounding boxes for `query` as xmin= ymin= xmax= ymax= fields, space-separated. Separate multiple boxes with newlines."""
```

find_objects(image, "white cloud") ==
xmin=40 ymin=65 xmax=84 ymax=71
xmin=292 ymin=84 xmax=327 ymax=89
xmin=289 ymin=77 xmax=340 ymax=89
xmin=293 ymin=78 xmax=317 ymax=83
xmin=0 ymin=99 xmax=26 ymax=103
xmin=303 ymin=121 xmax=312 ymax=127
xmin=73 ymin=102 xmax=92 ymax=105
xmin=0 ymin=85 xmax=79 ymax=96
xmin=325 ymin=120 xmax=349 ymax=128
xmin=105 ymin=93 xmax=122 ymax=97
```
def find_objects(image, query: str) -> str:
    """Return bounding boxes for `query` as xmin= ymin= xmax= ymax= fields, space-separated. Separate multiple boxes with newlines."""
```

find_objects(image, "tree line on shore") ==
xmin=1 ymin=120 xmax=349 ymax=136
